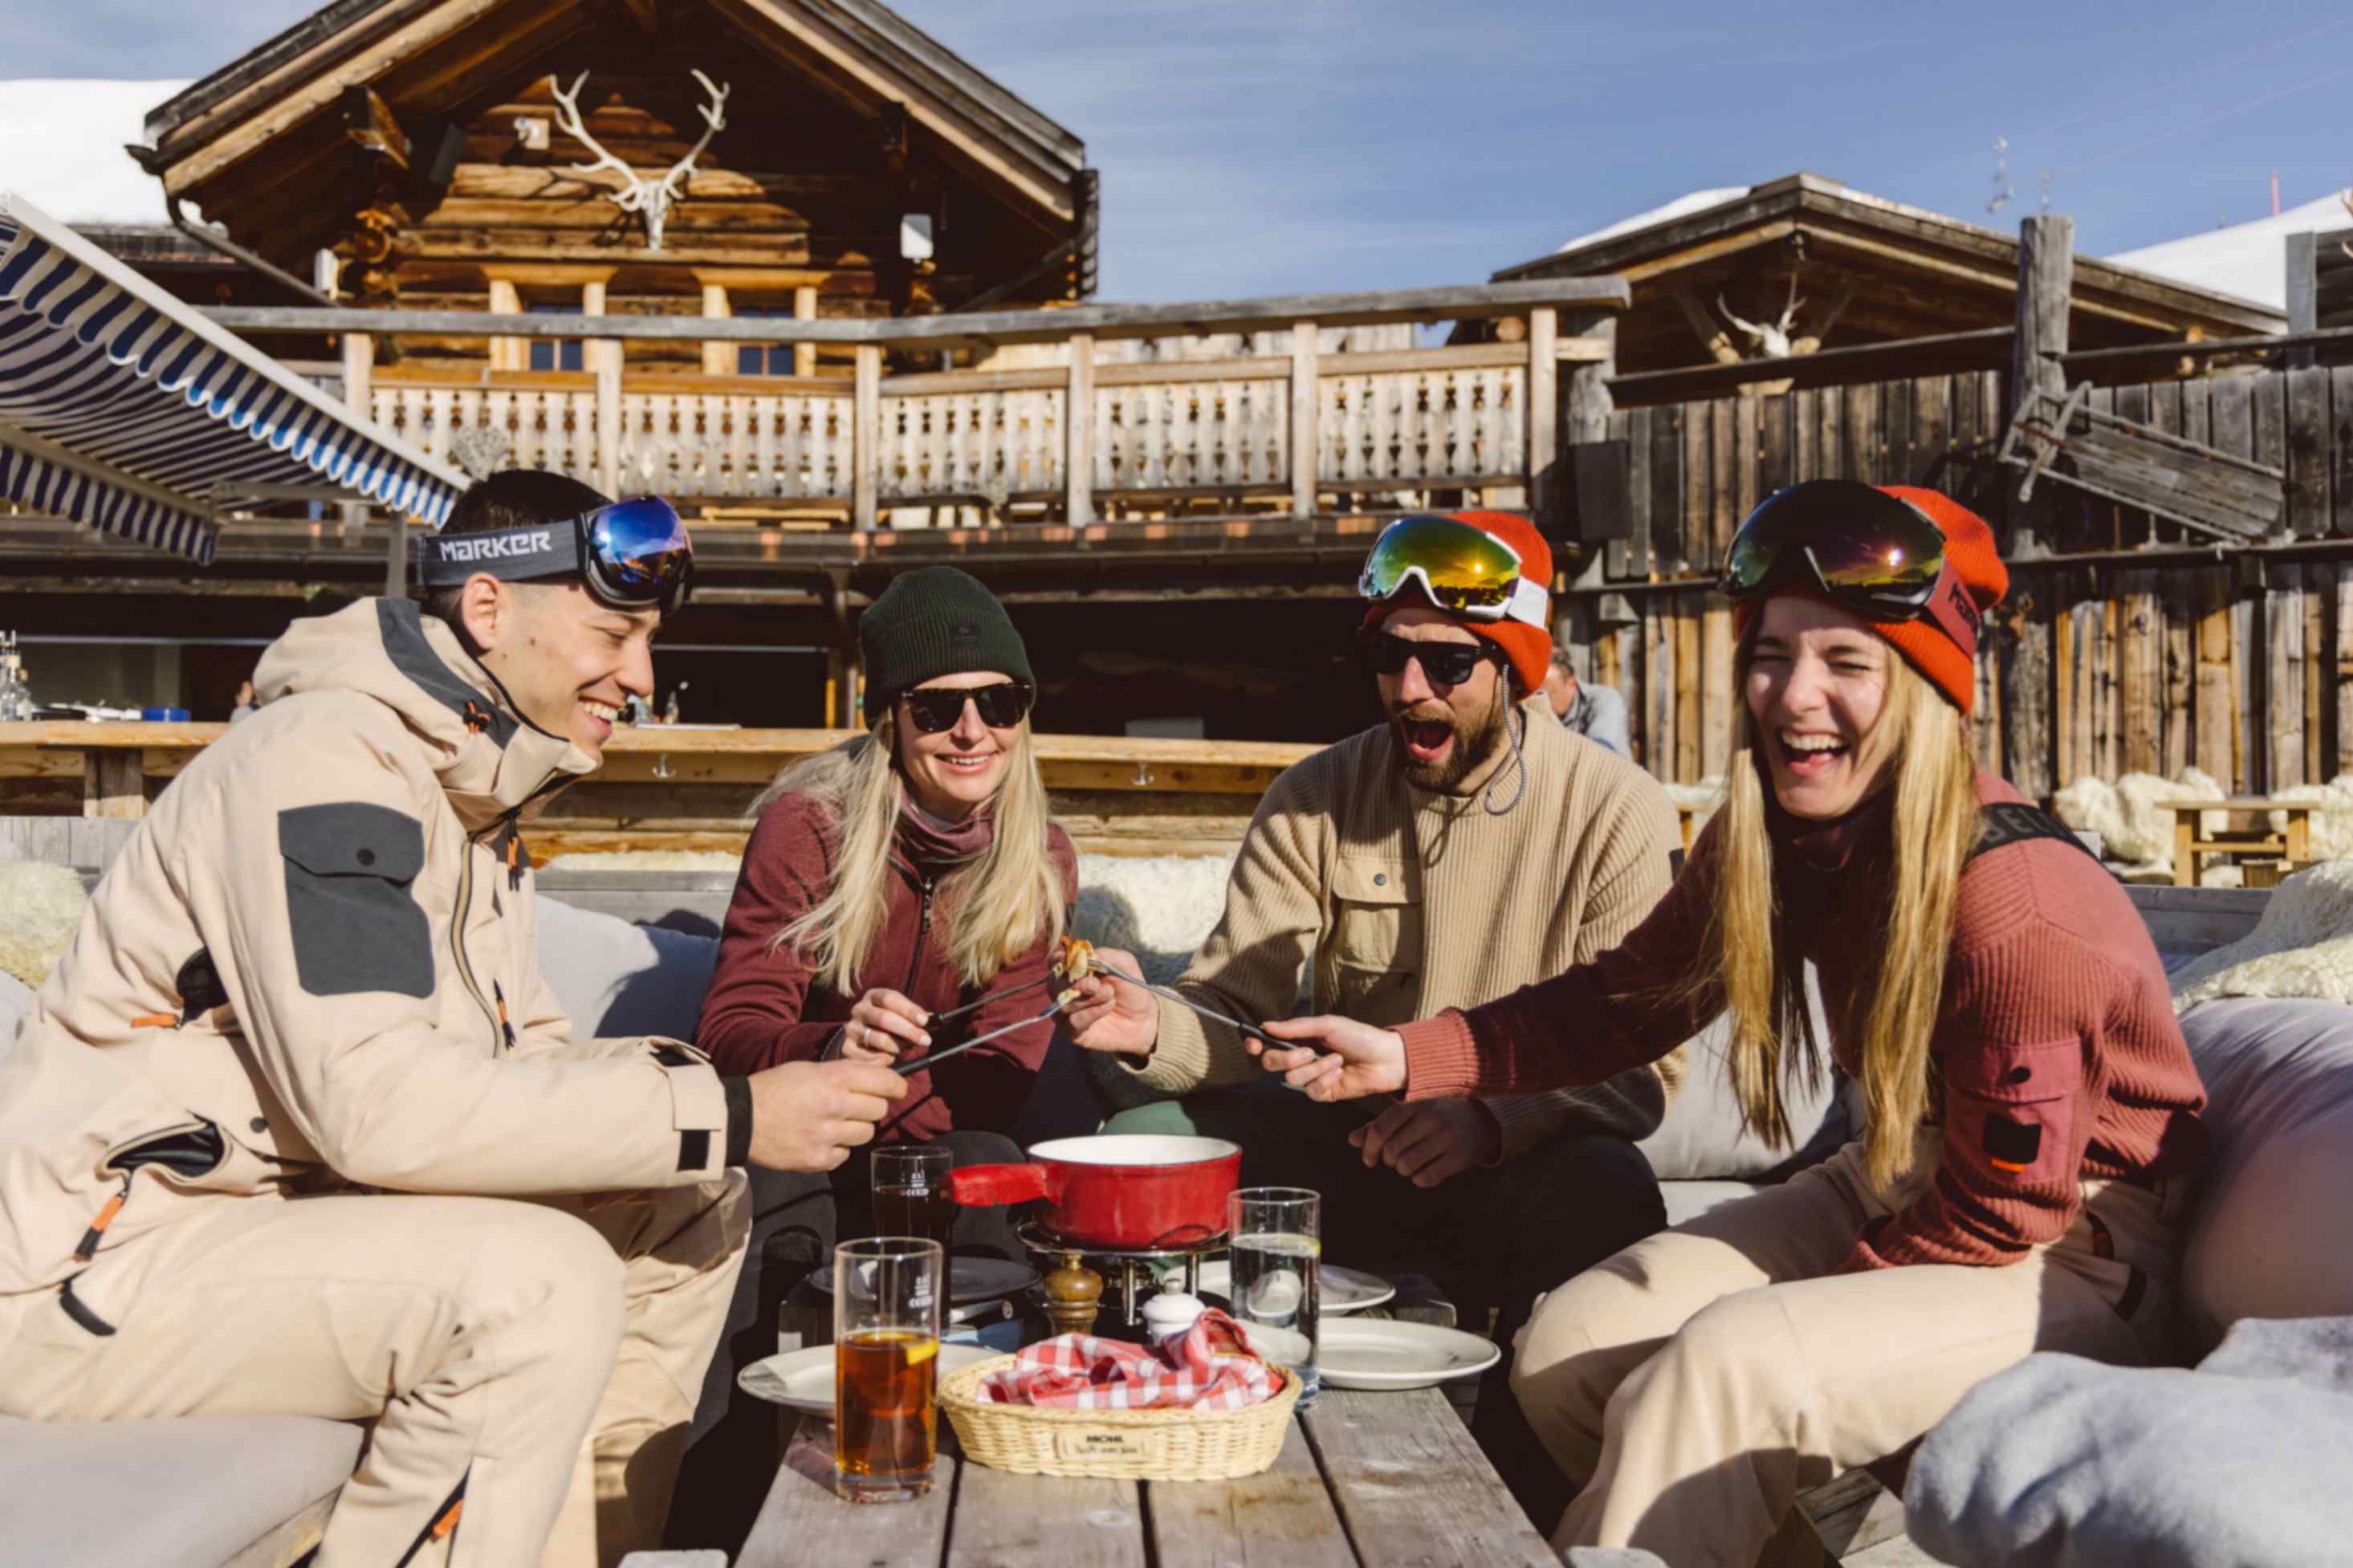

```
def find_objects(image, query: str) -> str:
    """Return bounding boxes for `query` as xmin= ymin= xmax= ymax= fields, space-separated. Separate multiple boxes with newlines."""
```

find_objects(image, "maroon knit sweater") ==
xmin=698 ymin=792 xmax=1077 ymax=1143
xmin=1396 ymin=772 xmax=2208 ymax=1271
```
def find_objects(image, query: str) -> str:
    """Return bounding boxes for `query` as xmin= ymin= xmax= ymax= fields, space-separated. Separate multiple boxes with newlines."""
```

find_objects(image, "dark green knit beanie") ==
xmin=860 ymin=566 xmax=1033 ymax=723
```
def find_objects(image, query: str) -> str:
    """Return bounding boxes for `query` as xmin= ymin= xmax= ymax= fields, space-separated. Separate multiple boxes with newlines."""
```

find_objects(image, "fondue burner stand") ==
xmin=1014 ymin=1217 xmax=1226 ymax=1336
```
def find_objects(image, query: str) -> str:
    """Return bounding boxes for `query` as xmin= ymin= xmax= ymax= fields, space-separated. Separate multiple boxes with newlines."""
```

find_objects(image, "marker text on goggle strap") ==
xmin=429 ymin=531 xmax=557 ymax=563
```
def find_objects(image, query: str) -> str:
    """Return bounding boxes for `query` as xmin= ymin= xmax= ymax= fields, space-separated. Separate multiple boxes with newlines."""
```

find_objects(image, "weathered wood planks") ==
xmin=1301 ymin=1387 xmax=1557 ymax=1568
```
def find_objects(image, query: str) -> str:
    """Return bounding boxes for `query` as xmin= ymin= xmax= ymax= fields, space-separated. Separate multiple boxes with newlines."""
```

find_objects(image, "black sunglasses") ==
xmin=1358 ymin=630 xmax=1504 ymax=687
xmin=901 ymin=681 xmax=1035 ymax=733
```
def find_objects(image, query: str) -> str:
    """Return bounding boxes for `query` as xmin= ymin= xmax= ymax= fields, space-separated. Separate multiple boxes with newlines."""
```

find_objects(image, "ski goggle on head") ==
xmin=417 ymin=496 xmax=694 ymax=616
xmin=1719 ymin=480 xmax=1979 ymax=659
xmin=1358 ymin=514 xmax=1549 ymax=629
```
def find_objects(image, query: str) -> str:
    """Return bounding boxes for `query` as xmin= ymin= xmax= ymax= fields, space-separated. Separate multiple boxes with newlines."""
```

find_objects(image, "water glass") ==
xmin=1227 ymin=1186 xmax=1321 ymax=1403
xmin=869 ymin=1145 xmax=956 ymax=1257
xmin=833 ymin=1237 xmax=943 ymax=1503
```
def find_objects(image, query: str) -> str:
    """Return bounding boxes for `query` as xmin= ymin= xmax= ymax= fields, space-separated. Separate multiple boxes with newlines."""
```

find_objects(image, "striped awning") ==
xmin=0 ymin=193 xmax=466 ymax=563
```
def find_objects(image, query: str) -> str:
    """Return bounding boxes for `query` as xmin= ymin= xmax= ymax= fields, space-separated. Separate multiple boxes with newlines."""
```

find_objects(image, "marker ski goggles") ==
xmin=417 ymin=496 xmax=694 ymax=615
xmin=902 ymin=680 xmax=1034 ymax=733
xmin=1719 ymin=480 xmax=1979 ymax=658
xmin=1358 ymin=514 xmax=1549 ymax=628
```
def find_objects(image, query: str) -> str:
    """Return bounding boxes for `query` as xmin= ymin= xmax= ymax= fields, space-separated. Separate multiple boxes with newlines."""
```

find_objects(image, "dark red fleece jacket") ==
xmin=1396 ymin=772 xmax=2208 ymax=1272
xmin=698 ymin=791 xmax=1077 ymax=1143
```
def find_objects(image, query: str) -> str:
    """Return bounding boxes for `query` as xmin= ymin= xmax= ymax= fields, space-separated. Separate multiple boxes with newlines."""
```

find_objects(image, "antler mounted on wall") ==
xmin=1718 ymin=274 xmax=1807 ymax=360
xmin=547 ymin=69 xmax=731 ymax=251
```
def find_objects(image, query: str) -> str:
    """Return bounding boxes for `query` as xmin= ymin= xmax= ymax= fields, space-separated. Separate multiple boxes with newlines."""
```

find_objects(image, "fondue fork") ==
xmin=1083 ymin=956 xmax=1288 ymax=1054
xmin=890 ymin=991 xmax=1075 ymax=1077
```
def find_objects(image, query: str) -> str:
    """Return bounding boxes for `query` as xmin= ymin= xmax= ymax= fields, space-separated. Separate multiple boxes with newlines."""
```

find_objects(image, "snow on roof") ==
xmin=2106 ymin=193 xmax=2349 ymax=315
xmin=1557 ymin=187 xmax=1753 ymax=254
xmin=0 ymin=80 xmax=189 ymax=227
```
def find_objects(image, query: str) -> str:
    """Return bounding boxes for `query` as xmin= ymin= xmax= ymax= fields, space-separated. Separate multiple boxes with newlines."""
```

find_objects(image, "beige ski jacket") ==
xmin=0 ymin=598 xmax=735 ymax=1330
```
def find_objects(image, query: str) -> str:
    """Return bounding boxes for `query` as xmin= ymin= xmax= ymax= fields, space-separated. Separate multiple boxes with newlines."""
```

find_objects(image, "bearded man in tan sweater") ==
xmin=1067 ymin=511 xmax=1682 ymax=1527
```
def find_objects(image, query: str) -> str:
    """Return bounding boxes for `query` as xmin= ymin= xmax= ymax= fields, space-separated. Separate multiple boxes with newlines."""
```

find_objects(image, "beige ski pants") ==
xmin=1510 ymin=1136 xmax=2180 ymax=1568
xmin=0 ymin=1173 xmax=749 ymax=1568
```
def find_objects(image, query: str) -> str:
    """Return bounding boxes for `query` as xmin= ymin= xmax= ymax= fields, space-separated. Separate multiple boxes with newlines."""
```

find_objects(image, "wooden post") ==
xmin=594 ymin=337 xmax=622 ymax=501
xmin=1289 ymin=320 xmax=1319 ymax=519
xmin=486 ymin=278 xmax=523 ymax=372
xmin=339 ymin=329 xmax=398 ymax=593
xmin=1557 ymin=313 xmax=1617 ymax=679
xmin=1065 ymin=332 xmax=1094 ymax=526
xmin=1525 ymin=307 xmax=1557 ymax=525
xmin=853 ymin=344 xmax=881 ymax=530
xmin=793 ymin=285 xmax=819 ymax=377
xmin=2002 ymin=214 xmax=2071 ymax=800
xmin=83 ymin=750 xmax=145 ymax=820
xmin=701 ymin=281 xmax=732 ymax=377
xmin=2286 ymin=233 xmax=2318 ymax=369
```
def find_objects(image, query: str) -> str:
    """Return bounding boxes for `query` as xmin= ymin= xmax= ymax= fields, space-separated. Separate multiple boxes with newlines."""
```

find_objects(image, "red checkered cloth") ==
xmin=977 ymin=1309 xmax=1280 ymax=1411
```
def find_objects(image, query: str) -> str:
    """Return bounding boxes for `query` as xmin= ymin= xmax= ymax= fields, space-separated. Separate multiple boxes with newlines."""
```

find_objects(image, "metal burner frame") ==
xmin=1013 ymin=1217 xmax=1228 ymax=1329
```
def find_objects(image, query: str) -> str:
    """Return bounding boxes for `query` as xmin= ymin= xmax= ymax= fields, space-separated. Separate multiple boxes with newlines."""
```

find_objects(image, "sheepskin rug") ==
xmin=0 ymin=857 xmax=87 ymax=989
xmin=1071 ymin=852 xmax=1238 ymax=985
xmin=2170 ymin=858 xmax=2353 ymax=1012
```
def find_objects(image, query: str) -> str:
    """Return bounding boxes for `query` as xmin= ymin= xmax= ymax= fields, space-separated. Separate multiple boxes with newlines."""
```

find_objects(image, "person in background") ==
xmin=1065 ymin=511 xmax=1679 ymax=1527
xmin=226 ymin=678 xmax=258 ymax=723
xmin=1256 ymin=481 xmax=2207 ymax=1566
xmin=1542 ymin=645 xmax=1630 ymax=755
xmin=699 ymin=565 xmax=1077 ymax=1261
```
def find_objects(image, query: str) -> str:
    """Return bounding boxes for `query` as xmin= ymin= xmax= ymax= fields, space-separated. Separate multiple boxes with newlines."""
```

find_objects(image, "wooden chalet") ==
xmin=1493 ymin=173 xmax=2284 ymax=398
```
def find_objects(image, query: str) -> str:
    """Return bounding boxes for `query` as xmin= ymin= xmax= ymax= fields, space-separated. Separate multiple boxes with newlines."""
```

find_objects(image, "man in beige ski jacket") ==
xmin=0 ymin=471 xmax=906 ymax=1566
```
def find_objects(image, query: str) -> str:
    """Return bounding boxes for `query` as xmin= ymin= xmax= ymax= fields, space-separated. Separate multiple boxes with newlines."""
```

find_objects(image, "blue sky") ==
xmin=10 ymin=0 xmax=2353 ymax=302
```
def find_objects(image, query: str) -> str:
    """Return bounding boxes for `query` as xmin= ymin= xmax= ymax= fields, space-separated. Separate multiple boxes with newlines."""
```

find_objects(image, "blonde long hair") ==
xmin=758 ymin=719 xmax=1066 ymax=994
xmin=1696 ymin=636 xmax=1981 ymax=1191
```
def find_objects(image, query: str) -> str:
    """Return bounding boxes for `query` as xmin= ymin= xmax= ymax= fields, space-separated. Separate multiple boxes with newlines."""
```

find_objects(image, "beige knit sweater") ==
xmin=1126 ymin=694 xmax=1687 ymax=1158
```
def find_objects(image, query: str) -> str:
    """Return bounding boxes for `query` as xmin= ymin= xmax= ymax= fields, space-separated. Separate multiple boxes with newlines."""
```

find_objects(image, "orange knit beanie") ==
xmin=1359 ymin=510 xmax=1554 ymax=695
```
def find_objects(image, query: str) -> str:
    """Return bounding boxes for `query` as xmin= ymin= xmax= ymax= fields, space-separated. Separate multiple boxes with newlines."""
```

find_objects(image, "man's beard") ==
xmin=1391 ymin=685 xmax=1510 ymax=793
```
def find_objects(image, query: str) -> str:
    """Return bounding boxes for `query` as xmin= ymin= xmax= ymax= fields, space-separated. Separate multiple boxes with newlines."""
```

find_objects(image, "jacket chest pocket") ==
xmin=1327 ymin=858 xmax=1420 ymax=1008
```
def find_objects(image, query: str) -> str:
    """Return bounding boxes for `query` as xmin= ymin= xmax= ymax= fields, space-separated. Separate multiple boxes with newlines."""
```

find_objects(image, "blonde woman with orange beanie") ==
xmin=1252 ymin=481 xmax=2208 ymax=1564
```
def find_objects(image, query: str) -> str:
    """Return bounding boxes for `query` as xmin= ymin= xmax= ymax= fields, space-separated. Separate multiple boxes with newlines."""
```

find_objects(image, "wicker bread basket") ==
xmin=938 ymin=1353 xmax=1298 ymax=1480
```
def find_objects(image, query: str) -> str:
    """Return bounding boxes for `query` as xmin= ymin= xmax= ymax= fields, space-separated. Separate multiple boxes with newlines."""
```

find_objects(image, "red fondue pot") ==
xmin=949 ymin=1134 xmax=1241 ymax=1249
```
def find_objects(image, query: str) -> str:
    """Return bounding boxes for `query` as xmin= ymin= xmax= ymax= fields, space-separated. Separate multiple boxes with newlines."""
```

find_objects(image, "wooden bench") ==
xmin=2158 ymin=798 xmax=2317 ymax=887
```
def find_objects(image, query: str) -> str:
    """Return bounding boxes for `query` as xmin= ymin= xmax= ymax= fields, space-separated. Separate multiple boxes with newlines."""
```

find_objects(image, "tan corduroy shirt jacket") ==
xmin=1126 ymin=694 xmax=1687 ymax=1159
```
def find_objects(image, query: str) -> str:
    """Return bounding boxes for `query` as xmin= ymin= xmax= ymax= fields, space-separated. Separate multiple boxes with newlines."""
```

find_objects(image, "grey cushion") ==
xmin=535 ymin=896 xmax=719 ymax=1045
xmin=0 ymin=1414 xmax=360 ymax=1568
xmin=1659 ymin=1179 xmax=1767 ymax=1230
xmin=1905 ymin=1321 xmax=2353 ymax=1568
xmin=2176 ymin=998 xmax=2353 ymax=1354
xmin=1636 ymin=967 xmax=1846 ymax=1182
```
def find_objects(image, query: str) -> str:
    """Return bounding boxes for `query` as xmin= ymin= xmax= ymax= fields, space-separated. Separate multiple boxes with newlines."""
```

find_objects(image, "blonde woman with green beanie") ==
xmin=700 ymin=566 xmax=1076 ymax=1258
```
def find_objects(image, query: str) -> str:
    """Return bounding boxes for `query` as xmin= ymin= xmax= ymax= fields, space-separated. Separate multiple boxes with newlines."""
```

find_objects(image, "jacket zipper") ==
xmin=905 ymin=873 xmax=934 ymax=999
xmin=450 ymin=826 xmax=498 ymax=1049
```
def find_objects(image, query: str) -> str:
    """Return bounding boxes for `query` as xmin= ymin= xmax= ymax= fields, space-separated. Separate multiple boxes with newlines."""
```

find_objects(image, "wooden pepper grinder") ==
xmin=1042 ymin=1250 xmax=1104 ymax=1337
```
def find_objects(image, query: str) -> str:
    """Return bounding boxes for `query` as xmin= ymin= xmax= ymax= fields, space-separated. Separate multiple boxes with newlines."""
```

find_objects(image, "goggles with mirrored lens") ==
xmin=415 ymin=495 xmax=693 ymax=616
xmin=902 ymin=681 xmax=1034 ymax=734
xmin=1358 ymin=514 xmax=1549 ymax=628
xmin=1719 ymin=479 xmax=1979 ymax=658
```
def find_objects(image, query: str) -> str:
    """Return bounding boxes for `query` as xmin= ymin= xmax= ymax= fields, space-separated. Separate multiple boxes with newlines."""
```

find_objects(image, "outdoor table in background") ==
xmin=2160 ymin=797 xmax=2316 ymax=887
xmin=737 ymin=1385 xmax=1556 ymax=1568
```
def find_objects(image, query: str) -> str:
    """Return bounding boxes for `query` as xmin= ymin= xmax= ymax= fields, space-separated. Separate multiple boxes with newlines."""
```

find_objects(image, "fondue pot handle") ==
xmin=949 ymin=1163 xmax=1060 ymax=1208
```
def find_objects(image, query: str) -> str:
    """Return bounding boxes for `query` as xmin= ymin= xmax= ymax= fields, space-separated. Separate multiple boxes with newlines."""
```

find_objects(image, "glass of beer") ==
xmin=870 ymin=1144 xmax=956 ymax=1257
xmin=833 ymin=1236 xmax=943 ymax=1503
xmin=1227 ymin=1187 xmax=1321 ymax=1406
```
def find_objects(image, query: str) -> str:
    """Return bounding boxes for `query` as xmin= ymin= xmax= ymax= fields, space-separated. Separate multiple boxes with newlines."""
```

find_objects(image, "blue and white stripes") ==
xmin=0 ymin=199 xmax=462 ymax=563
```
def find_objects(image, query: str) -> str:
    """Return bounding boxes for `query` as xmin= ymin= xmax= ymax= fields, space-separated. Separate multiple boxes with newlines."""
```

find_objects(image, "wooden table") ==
xmin=738 ymin=1386 xmax=1555 ymax=1568
xmin=2160 ymin=797 xmax=2315 ymax=886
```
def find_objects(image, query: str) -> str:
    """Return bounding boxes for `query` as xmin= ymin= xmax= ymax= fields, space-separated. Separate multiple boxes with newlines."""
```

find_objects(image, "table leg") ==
xmin=2173 ymin=813 xmax=2196 ymax=887
xmin=2287 ymin=812 xmax=2310 ymax=865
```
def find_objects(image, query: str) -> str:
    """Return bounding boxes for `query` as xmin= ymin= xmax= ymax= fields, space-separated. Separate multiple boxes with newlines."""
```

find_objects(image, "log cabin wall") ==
xmin=1570 ymin=360 xmax=2353 ymax=803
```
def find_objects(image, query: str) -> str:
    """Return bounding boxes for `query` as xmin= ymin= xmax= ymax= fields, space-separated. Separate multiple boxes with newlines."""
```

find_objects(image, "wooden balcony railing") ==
xmin=211 ymin=280 xmax=1629 ymax=527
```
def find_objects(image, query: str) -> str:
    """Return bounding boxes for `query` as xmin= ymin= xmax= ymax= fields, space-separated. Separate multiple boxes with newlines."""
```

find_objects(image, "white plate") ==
xmin=1314 ymin=1320 xmax=1500 ymax=1391
xmin=808 ymin=1256 xmax=1039 ymax=1305
xmin=736 ymin=1342 xmax=997 ymax=1417
xmin=1179 ymin=1260 xmax=1395 ymax=1315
